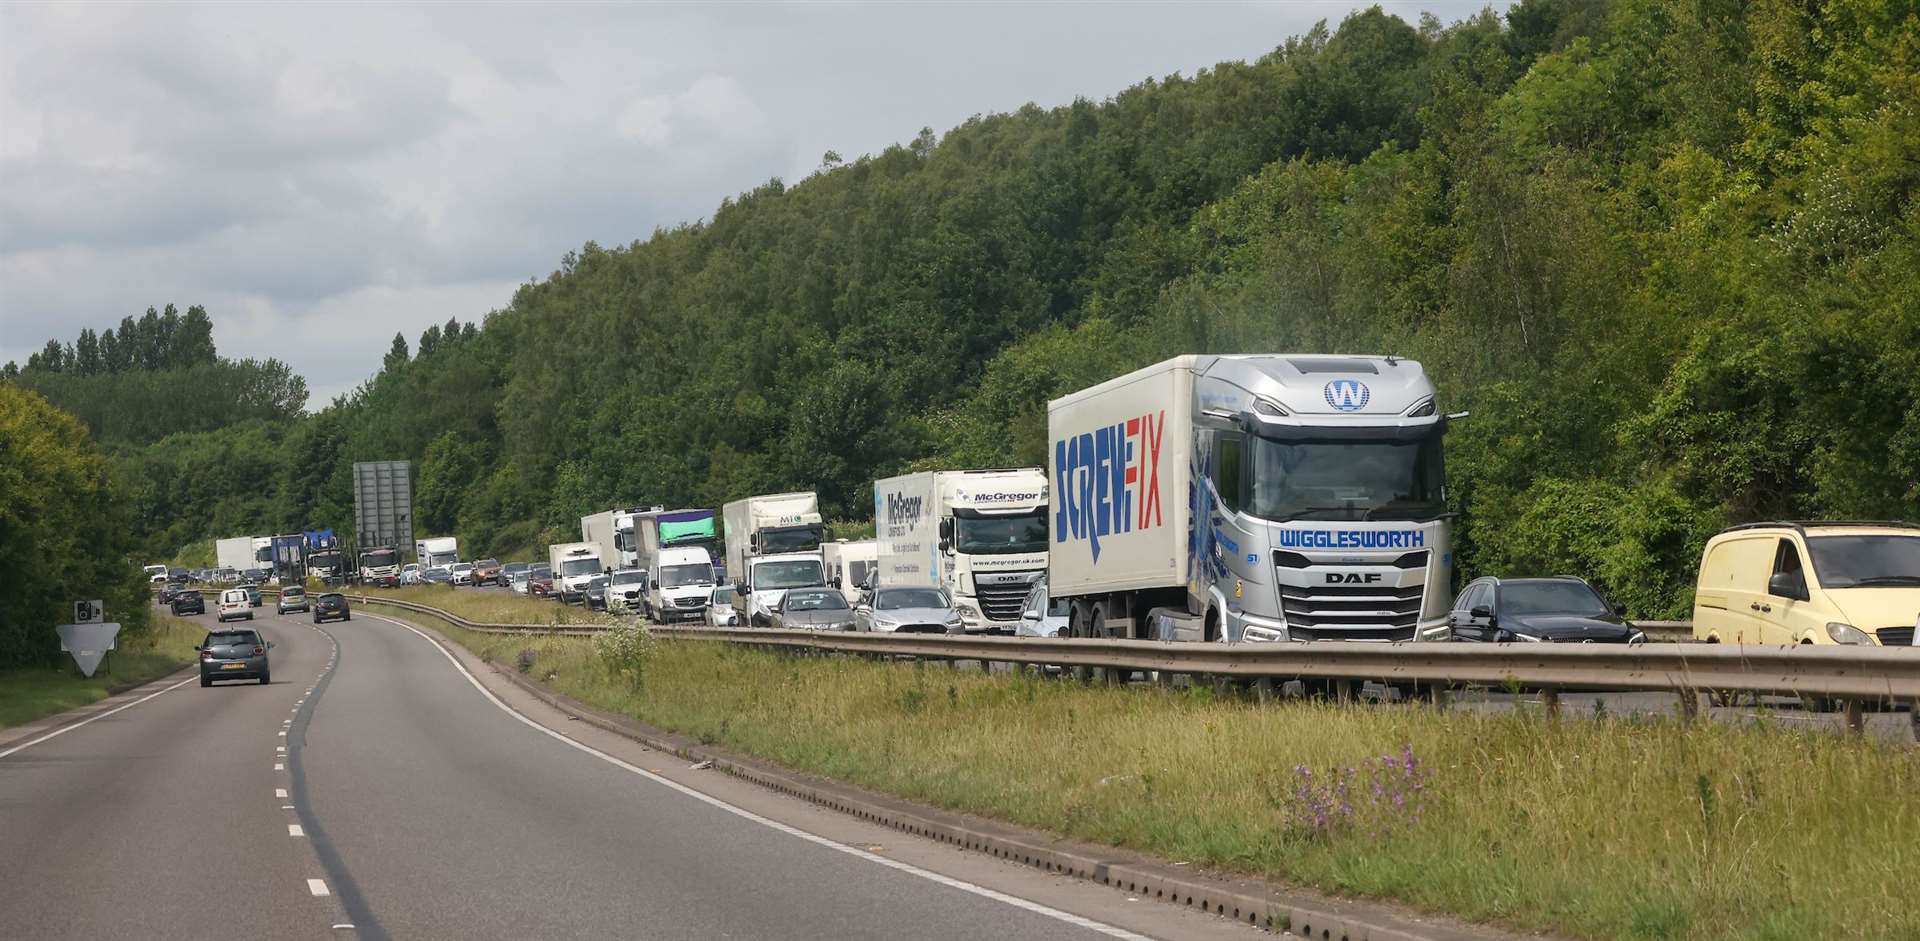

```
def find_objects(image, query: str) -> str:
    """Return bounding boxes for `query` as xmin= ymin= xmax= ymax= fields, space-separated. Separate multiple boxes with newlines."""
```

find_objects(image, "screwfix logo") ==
xmin=1053 ymin=411 xmax=1164 ymax=562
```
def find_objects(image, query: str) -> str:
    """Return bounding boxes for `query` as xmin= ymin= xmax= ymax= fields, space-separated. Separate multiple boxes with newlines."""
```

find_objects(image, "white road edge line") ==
xmin=307 ymin=878 xmax=330 ymax=897
xmin=0 ymin=675 xmax=197 ymax=759
xmin=378 ymin=614 xmax=1154 ymax=941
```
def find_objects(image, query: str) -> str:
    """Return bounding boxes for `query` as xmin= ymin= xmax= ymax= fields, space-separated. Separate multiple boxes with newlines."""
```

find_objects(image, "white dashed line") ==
xmin=289 ymin=824 xmax=305 ymax=837
xmin=307 ymin=879 xmax=330 ymax=896
xmin=274 ymin=763 xmax=284 ymax=771
xmin=282 ymin=804 xmax=295 ymax=809
xmin=276 ymin=745 xmax=286 ymax=752
xmin=276 ymin=788 xmax=287 ymax=798
xmin=380 ymin=614 xmax=1154 ymax=941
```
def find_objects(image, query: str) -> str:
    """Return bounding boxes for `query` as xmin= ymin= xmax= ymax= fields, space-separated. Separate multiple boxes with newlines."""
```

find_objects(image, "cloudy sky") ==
xmin=1 ymin=1 xmax=1501 ymax=405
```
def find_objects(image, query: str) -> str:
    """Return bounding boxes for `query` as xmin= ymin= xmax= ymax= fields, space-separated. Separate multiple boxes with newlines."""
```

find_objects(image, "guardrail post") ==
xmin=1677 ymin=690 xmax=1702 ymax=722
xmin=1842 ymin=698 xmax=1865 ymax=735
xmin=1540 ymin=688 xmax=1562 ymax=718
xmin=1333 ymin=678 xmax=1353 ymax=702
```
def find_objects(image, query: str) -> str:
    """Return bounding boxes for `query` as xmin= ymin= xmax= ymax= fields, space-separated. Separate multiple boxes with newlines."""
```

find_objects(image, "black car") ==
xmin=313 ymin=592 xmax=352 ymax=623
xmin=197 ymin=629 xmax=271 ymax=686
xmin=1449 ymin=577 xmax=1645 ymax=644
xmin=583 ymin=574 xmax=610 ymax=611
xmin=170 ymin=589 xmax=205 ymax=616
xmin=421 ymin=568 xmax=453 ymax=586
xmin=237 ymin=583 xmax=263 ymax=607
xmin=158 ymin=581 xmax=184 ymax=604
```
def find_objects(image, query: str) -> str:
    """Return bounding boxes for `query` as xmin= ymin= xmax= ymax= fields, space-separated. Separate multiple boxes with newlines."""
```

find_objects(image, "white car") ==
xmin=1016 ymin=579 xmax=1069 ymax=638
xmin=399 ymin=563 xmax=423 ymax=585
xmin=216 ymin=588 xmax=254 ymax=622
xmin=704 ymin=587 xmax=740 ymax=626
xmin=449 ymin=562 xmax=475 ymax=586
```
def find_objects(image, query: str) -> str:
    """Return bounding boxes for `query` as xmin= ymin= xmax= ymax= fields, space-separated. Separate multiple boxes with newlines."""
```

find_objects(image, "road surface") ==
xmin=0 ymin=604 xmax=1259 ymax=941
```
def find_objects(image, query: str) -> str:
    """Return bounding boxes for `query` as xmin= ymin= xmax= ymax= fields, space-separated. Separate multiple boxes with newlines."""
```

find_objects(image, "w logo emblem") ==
xmin=1324 ymin=379 xmax=1370 ymax=412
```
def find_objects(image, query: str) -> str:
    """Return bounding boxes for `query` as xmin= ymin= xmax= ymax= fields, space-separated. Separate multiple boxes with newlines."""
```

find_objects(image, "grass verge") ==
xmin=355 ymin=584 xmax=612 ymax=626
xmin=0 ymin=614 xmax=203 ymax=729
xmin=391 ymin=608 xmax=1918 ymax=941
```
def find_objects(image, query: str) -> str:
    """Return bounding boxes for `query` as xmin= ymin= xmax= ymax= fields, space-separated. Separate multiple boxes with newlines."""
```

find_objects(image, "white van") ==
xmin=216 ymin=588 xmax=254 ymax=623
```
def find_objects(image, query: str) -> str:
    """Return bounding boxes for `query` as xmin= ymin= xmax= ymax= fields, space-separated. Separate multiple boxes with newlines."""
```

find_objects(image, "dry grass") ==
xmin=398 ymin=610 xmax=1918 ymax=941
xmin=362 ymin=585 xmax=612 ymax=626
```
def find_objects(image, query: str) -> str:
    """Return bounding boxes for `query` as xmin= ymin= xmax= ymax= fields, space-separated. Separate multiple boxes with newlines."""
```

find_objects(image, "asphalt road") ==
xmin=0 ymin=602 xmax=1259 ymax=941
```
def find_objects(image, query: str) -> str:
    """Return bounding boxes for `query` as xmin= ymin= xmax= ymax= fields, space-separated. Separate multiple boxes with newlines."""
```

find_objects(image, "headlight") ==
xmin=873 ymin=618 xmax=898 ymax=631
xmin=1507 ymin=630 xmax=1546 ymax=642
xmin=1627 ymin=631 xmax=1647 ymax=645
xmin=1826 ymin=622 xmax=1872 ymax=645
xmin=1242 ymin=625 xmax=1287 ymax=643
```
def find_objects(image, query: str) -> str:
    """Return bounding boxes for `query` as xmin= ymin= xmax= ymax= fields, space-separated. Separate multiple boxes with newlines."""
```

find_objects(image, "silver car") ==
xmin=854 ymin=586 xmax=964 ymax=634
xmin=705 ymin=587 xmax=741 ymax=626
xmin=1016 ymin=580 xmax=1069 ymax=638
xmin=198 ymin=629 xmax=272 ymax=687
xmin=770 ymin=588 xmax=856 ymax=631
xmin=276 ymin=586 xmax=310 ymax=615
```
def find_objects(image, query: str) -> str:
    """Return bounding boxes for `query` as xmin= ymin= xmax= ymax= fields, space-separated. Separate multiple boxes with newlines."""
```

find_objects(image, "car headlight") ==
xmin=1826 ymin=622 xmax=1872 ymax=645
xmin=1627 ymin=630 xmax=1647 ymax=645
xmin=1507 ymin=630 xmax=1546 ymax=642
xmin=944 ymin=612 xmax=964 ymax=627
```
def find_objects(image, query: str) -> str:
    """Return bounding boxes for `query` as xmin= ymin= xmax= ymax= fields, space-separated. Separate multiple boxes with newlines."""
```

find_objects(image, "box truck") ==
xmin=723 ymin=492 xmax=825 ymax=626
xmin=1047 ymin=354 xmax=1455 ymax=645
xmin=822 ymin=539 xmax=878 ymax=596
xmin=415 ymin=536 xmax=459 ymax=571
xmin=873 ymin=470 xmax=1048 ymax=633
xmin=547 ymin=542 xmax=603 ymax=604
xmin=636 ymin=508 xmax=722 ymax=576
xmin=581 ymin=508 xmax=648 ymax=572
xmin=216 ymin=536 xmax=258 ymax=575
xmin=634 ymin=509 xmax=722 ymax=620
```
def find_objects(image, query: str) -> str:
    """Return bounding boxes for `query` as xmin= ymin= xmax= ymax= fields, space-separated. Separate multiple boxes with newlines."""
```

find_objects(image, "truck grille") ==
xmin=975 ymin=582 xmax=1031 ymax=621
xmin=1276 ymin=551 xmax=1427 ymax=642
xmin=1877 ymin=626 xmax=1915 ymax=647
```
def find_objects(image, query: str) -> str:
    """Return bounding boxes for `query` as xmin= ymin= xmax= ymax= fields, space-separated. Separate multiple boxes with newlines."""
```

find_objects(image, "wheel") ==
xmin=259 ymin=671 xmax=271 ymax=686
xmin=344 ymin=614 xmax=352 ymax=621
xmin=312 ymin=617 xmax=320 ymax=623
xmin=246 ymin=613 xmax=254 ymax=620
xmin=199 ymin=675 xmax=211 ymax=688
xmin=1091 ymin=605 xmax=1131 ymax=684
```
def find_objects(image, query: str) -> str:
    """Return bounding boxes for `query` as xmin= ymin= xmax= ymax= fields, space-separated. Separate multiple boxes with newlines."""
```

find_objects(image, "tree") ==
xmin=383 ymin=333 xmax=410 ymax=374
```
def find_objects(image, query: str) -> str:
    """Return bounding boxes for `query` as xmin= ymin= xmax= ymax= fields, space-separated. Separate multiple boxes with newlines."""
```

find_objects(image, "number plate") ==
xmin=221 ymin=663 xmax=247 ymax=670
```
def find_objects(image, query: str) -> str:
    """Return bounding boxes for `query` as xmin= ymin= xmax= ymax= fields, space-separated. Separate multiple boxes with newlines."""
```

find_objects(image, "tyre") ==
xmin=259 ymin=671 xmax=270 ymax=686
xmin=199 ymin=674 xmax=211 ymax=688
xmin=344 ymin=614 xmax=352 ymax=621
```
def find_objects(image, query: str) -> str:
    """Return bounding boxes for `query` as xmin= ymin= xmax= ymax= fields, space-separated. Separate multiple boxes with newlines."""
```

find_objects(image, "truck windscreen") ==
xmin=753 ymin=560 xmax=823 ymax=590
xmin=562 ymin=557 xmax=601 ymax=577
xmin=955 ymin=510 xmax=1048 ymax=555
xmin=1248 ymin=435 xmax=1445 ymax=522
xmin=759 ymin=525 xmax=822 ymax=554
xmin=363 ymin=550 xmax=399 ymax=568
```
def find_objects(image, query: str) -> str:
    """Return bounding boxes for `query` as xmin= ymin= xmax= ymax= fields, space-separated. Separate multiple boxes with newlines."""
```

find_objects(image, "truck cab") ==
xmin=547 ymin=542 xmax=603 ymax=604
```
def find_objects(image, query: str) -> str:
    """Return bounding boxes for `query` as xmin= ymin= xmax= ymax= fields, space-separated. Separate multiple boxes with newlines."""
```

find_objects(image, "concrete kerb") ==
xmin=398 ymin=615 xmax=1536 ymax=941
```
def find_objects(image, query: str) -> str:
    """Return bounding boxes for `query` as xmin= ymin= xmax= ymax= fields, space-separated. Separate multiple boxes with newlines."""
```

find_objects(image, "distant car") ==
xmin=168 ymin=567 xmax=189 ymax=583
xmin=277 ymin=586 xmax=310 ymax=614
xmin=583 ymin=574 xmax=611 ymax=611
xmin=771 ymin=588 xmax=856 ymax=631
xmin=215 ymin=588 xmax=253 ymax=622
xmin=1015 ymin=579 xmax=1069 ymax=638
xmin=313 ymin=592 xmax=351 ymax=623
xmin=237 ymin=583 xmax=262 ymax=607
xmin=421 ymin=567 xmax=454 ymax=586
xmin=158 ymin=581 xmax=183 ymax=604
xmin=471 ymin=559 xmax=503 ymax=587
xmin=145 ymin=564 xmax=169 ymax=583
xmin=1450 ymin=577 xmax=1645 ymax=644
xmin=170 ymin=589 xmax=205 ymax=616
xmin=450 ymin=562 xmax=475 ymax=586
xmin=527 ymin=566 xmax=554 ymax=598
xmin=502 ymin=561 xmax=529 ymax=586
xmin=198 ymin=629 xmax=271 ymax=686
xmin=399 ymin=563 xmax=423 ymax=585
xmin=855 ymin=586 xmax=963 ymax=634
xmin=705 ymin=586 xmax=740 ymax=626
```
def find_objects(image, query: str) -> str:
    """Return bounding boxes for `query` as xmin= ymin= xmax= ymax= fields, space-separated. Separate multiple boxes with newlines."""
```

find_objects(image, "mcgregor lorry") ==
xmin=724 ymin=492 xmax=826 ymax=627
xmin=415 ymin=536 xmax=459 ymax=571
xmin=873 ymin=470 xmax=1049 ymax=633
xmin=1046 ymin=354 xmax=1455 ymax=645
xmin=547 ymin=542 xmax=603 ymax=604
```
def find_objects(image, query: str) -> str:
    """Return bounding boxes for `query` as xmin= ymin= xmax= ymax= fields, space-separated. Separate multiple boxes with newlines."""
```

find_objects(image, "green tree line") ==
xmin=8 ymin=1 xmax=1916 ymax=618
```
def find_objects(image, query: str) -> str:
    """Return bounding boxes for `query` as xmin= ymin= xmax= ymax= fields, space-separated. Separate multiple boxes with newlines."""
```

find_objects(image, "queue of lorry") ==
xmin=196 ymin=354 xmax=1914 ymax=649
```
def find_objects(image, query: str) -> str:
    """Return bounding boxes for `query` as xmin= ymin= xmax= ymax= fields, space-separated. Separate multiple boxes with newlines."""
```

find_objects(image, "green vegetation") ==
xmin=396 ymin=609 xmax=1918 ymax=941
xmin=0 ymin=615 xmax=203 ymax=729
xmin=0 ymin=386 xmax=155 ymax=668
xmin=9 ymin=2 xmax=1919 ymax=620
xmin=358 ymin=585 xmax=611 ymax=626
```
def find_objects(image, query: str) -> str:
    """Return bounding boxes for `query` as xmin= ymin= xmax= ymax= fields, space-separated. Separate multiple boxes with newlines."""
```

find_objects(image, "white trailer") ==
xmin=722 ymin=492 xmax=825 ymax=627
xmin=416 ymin=536 xmax=459 ymax=571
xmin=873 ymin=469 xmax=1048 ymax=633
xmin=547 ymin=542 xmax=603 ymax=604
xmin=1047 ymin=355 xmax=1455 ymax=645
xmin=822 ymin=539 xmax=878 ymax=596
xmin=216 ymin=537 xmax=257 ymax=574
xmin=581 ymin=508 xmax=646 ymax=572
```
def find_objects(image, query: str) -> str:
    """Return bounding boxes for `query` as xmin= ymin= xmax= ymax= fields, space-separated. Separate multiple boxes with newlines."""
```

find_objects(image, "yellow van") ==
xmin=1692 ymin=522 xmax=1920 ymax=645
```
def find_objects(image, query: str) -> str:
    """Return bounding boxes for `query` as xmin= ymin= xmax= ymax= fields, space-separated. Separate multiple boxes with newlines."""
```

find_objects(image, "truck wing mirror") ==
xmin=937 ymin=519 xmax=953 ymax=540
xmin=735 ymin=582 xmax=751 ymax=595
xmin=938 ymin=539 xmax=951 ymax=553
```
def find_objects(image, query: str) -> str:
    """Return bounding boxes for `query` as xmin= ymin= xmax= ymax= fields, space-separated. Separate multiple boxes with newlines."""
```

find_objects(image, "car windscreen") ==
xmin=1499 ymin=582 xmax=1610 ymax=616
xmin=711 ymin=587 xmax=736 ymax=603
xmin=1806 ymin=535 xmax=1920 ymax=588
xmin=476 ymin=560 xmax=498 ymax=568
xmin=282 ymin=588 xmax=304 ymax=597
xmin=783 ymin=590 xmax=848 ymax=611
xmin=877 ymin=588 xmax=949 ymax=610
xmin=176 ymin=590 xmax=201 ymax=600
xmin=587 ymin=576 xmax=609 ymax=588
xmin=659 ymin=564 xmax=712 ymax=588
xmin=612 ymin=572 xmax=645 ymax=585
xmin=317 ymin=594 xmax=344 ymax=603
xmin=529 ymin=567 xmax=550 ymax=578
xmin=206 ymin=631 xmax=259 ymax=646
